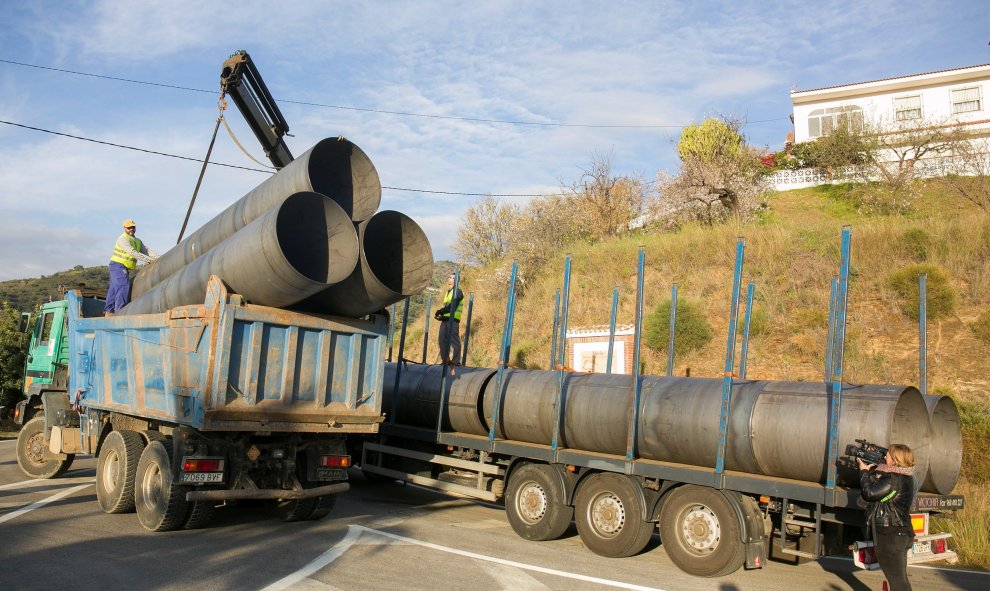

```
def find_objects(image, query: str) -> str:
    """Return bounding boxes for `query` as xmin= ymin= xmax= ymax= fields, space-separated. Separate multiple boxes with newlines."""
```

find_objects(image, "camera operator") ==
xmin=858 ymin=443 xmax=918 ymax=591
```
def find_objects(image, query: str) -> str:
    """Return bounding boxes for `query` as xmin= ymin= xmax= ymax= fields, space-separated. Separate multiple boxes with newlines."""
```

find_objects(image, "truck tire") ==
xmin=659 ymin=485 xmax=745 ymax=577
xmin=269 ymin=497 xmax=318 ymax=522
xmin=183 ymin=500 xmax=216 ymax=529
xmin=134 ymin=440 xmax=189 ymax=532
xmin=96 ymin=430 xmax=144 ymax=513
xmin=15 ymin=416 xmax=74 ymax=479
xmin=306 ymin=495 xmax=337 ymax=521
xmin=505 ymin=463 xmax=573 ymax=541
xmin=574 ymin=473 xmax=654 ymax=558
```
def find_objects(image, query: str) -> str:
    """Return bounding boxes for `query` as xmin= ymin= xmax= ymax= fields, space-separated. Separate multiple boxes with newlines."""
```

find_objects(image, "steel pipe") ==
xmin=133 ymin=137 xmax=380 ymax=299
xmin=381 ymin=363 xmax=495 ymax=432
xmin=383 ymin=364 xmax=953 ymax=492
xmin=296 ymin=211 xmax=433 ymax=317
xmin=121 ymin=192 xmax=358 ymax=314
xmin=923 ymin=395 xmax=962 ymax=494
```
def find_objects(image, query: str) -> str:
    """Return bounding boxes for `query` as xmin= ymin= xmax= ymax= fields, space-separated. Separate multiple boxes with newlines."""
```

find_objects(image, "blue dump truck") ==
xmin=14 ymin=276 xmax=386 ymax=531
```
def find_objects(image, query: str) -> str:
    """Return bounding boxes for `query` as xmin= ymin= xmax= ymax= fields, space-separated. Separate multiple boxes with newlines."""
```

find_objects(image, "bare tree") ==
xmin=453 ymin=196 xmax=518 ymax=266
xmin=508 ymin=193 xmax=583 ymax=272
xmin=939 ymin=136 xmax=990 ymax=212
xmin=563 ymin=151 xmax=646 ymax=241
xmin=859 ymin=117 xmax=969 ymax=195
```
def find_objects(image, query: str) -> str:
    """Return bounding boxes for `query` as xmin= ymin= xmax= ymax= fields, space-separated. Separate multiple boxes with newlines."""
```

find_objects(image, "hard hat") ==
xmin=123 ymin=219 xmax=137 ymax=228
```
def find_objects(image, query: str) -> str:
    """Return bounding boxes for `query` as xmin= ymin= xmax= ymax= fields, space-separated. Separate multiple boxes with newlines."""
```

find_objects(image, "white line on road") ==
xmin=0 ymin=475 xmax=95 ymax=491
xmin=259 ymin=526 xmax=364 ymax=591
xmin=0 ymin=483 xmax=92 ymax=524
xmin=0 ymin=478 xmax=42 ymax=490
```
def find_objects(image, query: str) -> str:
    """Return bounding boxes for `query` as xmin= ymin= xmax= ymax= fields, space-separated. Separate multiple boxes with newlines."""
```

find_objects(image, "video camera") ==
xmin=844 ymin=438 xmax=888 ymax=466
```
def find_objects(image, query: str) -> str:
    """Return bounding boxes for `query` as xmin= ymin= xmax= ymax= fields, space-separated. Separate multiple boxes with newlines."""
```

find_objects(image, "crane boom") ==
xmin=220 ymin=50 xmax=293 ymax=169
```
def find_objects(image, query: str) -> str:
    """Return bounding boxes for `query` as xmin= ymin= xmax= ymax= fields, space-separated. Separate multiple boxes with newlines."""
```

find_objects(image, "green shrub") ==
xmin=956 ymin=399 xmax=990 ymax=484
xmin=737 ymin=304 xmax=772 ymax=338
xmin=645 ymin=299 xmax=713 ymax=356
xmin=900 ymin=228 xmax=931 ymax=262
xmin=886 ymin=264 xmax=956 ymax=321
xmin=971 ymin=310 xmax=990 ymax=345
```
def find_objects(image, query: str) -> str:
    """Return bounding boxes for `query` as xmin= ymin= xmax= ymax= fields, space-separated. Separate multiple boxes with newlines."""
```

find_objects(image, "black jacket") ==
xmin=860 ymin=468 xmax=917 ymax=530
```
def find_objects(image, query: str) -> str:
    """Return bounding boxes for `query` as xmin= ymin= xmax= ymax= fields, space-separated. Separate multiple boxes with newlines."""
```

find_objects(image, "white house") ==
xmin=791 ymin=63 xmax=990 ymax=144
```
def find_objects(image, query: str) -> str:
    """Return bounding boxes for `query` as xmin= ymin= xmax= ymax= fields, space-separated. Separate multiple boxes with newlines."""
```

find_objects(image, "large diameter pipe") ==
xmin=121 ymin=192 xmax=358 ymax=314
xmin=382 ymin=363 xmax=496 ymax=432
xmin=923 ymin=395 xmax=962 ymax=494
xmin=384 ymin=365 xmax=950 ymax=491
xmin=133 ymin=137 xmax=380 ymax=299
xmin=295 ymin=211 xmax=433 ymax=317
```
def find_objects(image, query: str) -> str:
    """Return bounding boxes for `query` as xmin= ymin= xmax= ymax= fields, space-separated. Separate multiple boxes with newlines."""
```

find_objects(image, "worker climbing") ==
xmin=434 ymin=272 xmax=464 ymax=365
xmin=104 ymin=219 xmax=158 ymax=316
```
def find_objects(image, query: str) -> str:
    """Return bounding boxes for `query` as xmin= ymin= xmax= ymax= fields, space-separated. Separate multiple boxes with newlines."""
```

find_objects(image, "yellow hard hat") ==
xmin=123 ymin=219 xmax=137 ymax=228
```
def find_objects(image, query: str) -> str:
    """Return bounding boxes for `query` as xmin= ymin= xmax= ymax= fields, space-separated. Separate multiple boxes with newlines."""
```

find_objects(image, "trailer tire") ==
xmin=659 ymin=485 xmax=745 ymax=577
xmin=574 ymin=473 xmax=654 ymax=558
xmin=15 ymin=416 xmax=74 ymax=479
xmin=183 ymin=500 xmax=216 ymax=529
xmin=135 ymin=440 xmax=189 ymax=532
xmin=96 ymin=430 xmax=144 ymax=514
xmin=505 ymin=463 xmax=573 ymax=541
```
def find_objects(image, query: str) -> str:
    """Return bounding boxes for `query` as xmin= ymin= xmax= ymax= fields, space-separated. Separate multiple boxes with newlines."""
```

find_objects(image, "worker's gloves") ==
xmin=434 ymin=309 xmax=443 ymax=321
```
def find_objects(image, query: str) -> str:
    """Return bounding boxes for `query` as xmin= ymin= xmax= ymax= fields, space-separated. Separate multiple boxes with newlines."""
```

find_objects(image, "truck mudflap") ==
xmin=185 ymin=482 xmax=349 ymax=502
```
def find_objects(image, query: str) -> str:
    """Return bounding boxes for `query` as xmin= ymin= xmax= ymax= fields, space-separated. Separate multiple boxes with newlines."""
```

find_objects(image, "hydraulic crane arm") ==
xmin=220 ymin=50 xmax=293 ymax=169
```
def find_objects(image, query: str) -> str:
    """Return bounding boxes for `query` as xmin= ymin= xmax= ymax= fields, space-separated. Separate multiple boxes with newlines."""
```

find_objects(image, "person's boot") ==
xmin=104 ymin=312 xmax=114 ymax=317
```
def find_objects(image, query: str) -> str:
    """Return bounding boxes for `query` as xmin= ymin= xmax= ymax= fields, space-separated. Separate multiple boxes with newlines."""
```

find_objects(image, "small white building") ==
xmin=565 ymin=324 xmax=635 ymax=374
xmin=791 ymin=63 xmax=990 ymax=144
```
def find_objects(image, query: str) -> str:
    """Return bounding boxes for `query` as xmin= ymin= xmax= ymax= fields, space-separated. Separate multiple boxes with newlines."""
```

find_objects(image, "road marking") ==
xmin=0 ymin=483 xmax=92 ymax=524
xmin=260 ymin=526 xmax=363 ymax=591
xmin=0 ymin=479 xmax=43 ymax=490
xmin=0 ymin=475 xmax=95 ymax=491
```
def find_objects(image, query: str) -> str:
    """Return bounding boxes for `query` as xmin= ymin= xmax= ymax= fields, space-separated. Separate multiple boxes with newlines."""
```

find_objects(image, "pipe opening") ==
xmin=276 ymin=193 xmax=357 ymax=284
xmin=309 ymin=139 xmax=381 ymax=222
xmin=924 ymin=396 xmax=962 ymax=494
xmin=363 ymin=211 xmax=432 ymax=295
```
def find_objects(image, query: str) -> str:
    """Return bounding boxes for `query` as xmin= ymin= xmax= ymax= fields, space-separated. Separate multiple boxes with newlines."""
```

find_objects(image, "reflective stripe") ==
xmin=880 ymin=489 xmax=898 ymax=503
xmin=110 ymin=233 xmax=143 ymax=270
xmin=442 ymin=288 xmax=463 ymax=321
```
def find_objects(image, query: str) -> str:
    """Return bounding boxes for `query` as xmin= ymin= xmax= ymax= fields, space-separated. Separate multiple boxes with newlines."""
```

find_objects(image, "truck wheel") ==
xmin=574 ymin=473 xmax=654 ymax=558
xmin=307 ymin=495 xmax=337 ymax=520
xmin=134 ymin=440 xmax=189 ymax=532
xmin=15 ymin=416 xmax=74 ymax=479
xmin=505 ymin=463 xmax=573 ymax=541
xmin=659 ymin=485 xmax=745 ymax=577
xmin=96 ymin=430 xmax=144 ymax=513
xmin=269 ymin=497 xmax=318 ymax=522
xmin=183 ymin=500 xmax=216 ymax=529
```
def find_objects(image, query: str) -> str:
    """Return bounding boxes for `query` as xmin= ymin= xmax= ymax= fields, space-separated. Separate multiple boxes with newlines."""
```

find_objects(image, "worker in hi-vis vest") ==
xmin=434 ymin=272 xmax=464 ymax=365
xmin=104 ymin=218 xmax=158 ymax=316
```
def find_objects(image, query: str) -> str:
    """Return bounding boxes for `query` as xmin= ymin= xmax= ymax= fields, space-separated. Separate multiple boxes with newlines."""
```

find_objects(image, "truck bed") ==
xmin=68 ymin=276 xmax=386 ymax=433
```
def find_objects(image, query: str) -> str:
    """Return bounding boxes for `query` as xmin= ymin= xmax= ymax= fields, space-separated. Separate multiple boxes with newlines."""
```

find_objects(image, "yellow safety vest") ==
xmin=110 ymin=233 xmax=144 ymax=270
xmin=442 ymin=288 xmax=463 ymax=321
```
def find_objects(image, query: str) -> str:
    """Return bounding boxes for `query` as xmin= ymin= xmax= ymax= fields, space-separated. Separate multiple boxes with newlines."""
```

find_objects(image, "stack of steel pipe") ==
xmin=383 ymin=363 xmax=962 ymax=494
xmin=122 ymin=137 xmax=433 ymax=317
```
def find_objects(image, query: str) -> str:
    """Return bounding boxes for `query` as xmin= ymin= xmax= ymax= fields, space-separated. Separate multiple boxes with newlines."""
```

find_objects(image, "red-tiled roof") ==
xmin=792 ymin=63 xmax=990 ymax=95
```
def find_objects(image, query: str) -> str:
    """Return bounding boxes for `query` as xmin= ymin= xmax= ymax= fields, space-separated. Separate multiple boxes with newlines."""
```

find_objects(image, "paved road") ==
xmin=0 ymin=439 xmax=986 ymax=591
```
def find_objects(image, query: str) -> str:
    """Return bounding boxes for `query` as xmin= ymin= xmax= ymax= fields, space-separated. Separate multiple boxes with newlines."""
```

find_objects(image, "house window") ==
xmin=894 ymin=95 xmax=922 ymax=121
xmin=951 ymin=86 xmax=982 ymax=114
xmin=807 ymin=105 xmax=864 ymax=138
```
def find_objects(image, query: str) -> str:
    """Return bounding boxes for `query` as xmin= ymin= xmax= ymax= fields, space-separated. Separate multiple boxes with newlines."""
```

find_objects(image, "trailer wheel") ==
xmin=659 ymin=485 xmax=745 ymax=577
xmin=15 ymin=416 xmax=74 ymax=479
xmin=505 ymin=463 xmax=573 ymax=541
xmin=135 ymin=440 xmax=189 ymax=532
xmin=574 ymin=473 xmax=654 ymax=558
xmin=183 ymin=500 xmax=216 ymax=529
xmin=96 ymin=430 xmax=144 ymax=514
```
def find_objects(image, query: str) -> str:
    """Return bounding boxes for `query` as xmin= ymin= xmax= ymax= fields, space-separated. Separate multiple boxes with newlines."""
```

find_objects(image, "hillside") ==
xmin=0 ymin=265 xmax=108 ymax=311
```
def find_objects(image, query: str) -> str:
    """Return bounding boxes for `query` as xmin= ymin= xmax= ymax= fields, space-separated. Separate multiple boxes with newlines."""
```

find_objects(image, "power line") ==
xmin=0 ymin=58 xmax=791 ymax=130
xmin=0 ymin=119 xmax=548 ymax=197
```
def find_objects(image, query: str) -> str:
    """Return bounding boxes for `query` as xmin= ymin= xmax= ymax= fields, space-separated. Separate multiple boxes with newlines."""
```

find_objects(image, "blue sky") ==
xmin=0 ymin=1 xmax=986 ymax=281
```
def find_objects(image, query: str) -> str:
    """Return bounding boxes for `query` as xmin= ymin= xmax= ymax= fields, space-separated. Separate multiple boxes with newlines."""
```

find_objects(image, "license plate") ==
xmin=911 ymin=540 xmax=931 ymax=555
xmin=314 ymin=468 xmax=345 ymax=481
xmin=181 ymin=472 xmax=223 ymax=483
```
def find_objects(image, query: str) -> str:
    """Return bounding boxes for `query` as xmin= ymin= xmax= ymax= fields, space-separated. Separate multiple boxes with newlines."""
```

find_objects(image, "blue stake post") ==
xmin=739 ymin=283 xmax=755 ymax=380
xmin=387 ymin=303 xmax=396 ymax=362
xmin=549 ymin=289 xmax=561 ymax=369
xmin=824 ymin=277 xmax=839 ymax=383
xmin=716 ymin=238 xmax=745 ymax=476
xmin=551 ymin=257 xmax=573 ymax=450
xmin=667 ymin=284 xmax=678 ymax=376
xmin=825 ymin=226 xmax=853 ymax=490
xmin=625 ymin=247 xmax=646 ymax=461
xmin=606 ymin=287 xmax=619 ymax=375
xmin=421 ymin=293 xmax=433 ymax=364
xmin=461 ymin=293 xmax=474 ymax=366
xmin=919 ymin=273 xmax=928 ymax=395
xmin=389 ymin=298 xmax=412 ymax=424
xmin=488 ymin=262 xmax=519 ymax=444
